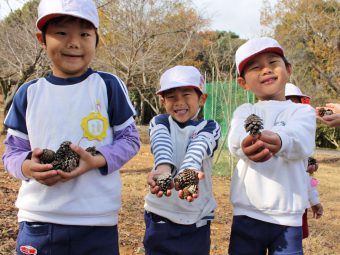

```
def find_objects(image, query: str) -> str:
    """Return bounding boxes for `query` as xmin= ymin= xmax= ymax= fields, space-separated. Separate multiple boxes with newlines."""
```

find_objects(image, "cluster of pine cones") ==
xmin=153 ymin=169 xmax=199 ymax=199
xmin=39 ymin=141 xmax=96 ymax=172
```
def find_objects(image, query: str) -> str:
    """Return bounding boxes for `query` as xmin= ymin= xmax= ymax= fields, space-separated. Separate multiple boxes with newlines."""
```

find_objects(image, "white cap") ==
xmin=285 ymin=83 xmax=310 ymax=98
xmin=36 ymin=0 xmax=99 ymax=30
xmin=157 ymin=66 xmax=205 ymax=95
xmin=235 ymin=37 xmax=284 ymax=75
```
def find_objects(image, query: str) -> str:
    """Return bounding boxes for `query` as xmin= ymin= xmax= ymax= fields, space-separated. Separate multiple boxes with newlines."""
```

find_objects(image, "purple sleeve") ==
xmin=97 ymin=123 xmax=140 ymax=175
xmin=2 ymin=134 xmax=31 ymax=181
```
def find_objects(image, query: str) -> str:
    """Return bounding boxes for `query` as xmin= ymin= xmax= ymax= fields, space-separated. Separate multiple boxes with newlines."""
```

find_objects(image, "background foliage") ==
xmin=0 ymin=0 xmax=338 ymax=149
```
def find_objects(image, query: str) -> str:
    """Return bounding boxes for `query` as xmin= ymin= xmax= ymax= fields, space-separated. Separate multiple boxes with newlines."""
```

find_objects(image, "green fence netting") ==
xmin=204 ymin=82 xmax=256 ymax=147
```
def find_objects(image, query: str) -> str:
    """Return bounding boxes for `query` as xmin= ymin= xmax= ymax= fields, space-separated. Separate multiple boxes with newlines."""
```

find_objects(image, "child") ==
xmin=285 ymin=83 xmax=324 ymax=238
xmin=228 ymin=37 xmax=316 ymax=255
xmin=316 ymin=103 xmax=340 ymax=127
xmin=144 ymin=65 xmax=221 ymax=255
xmin=2 ymin=0 xmax=140 ymax=254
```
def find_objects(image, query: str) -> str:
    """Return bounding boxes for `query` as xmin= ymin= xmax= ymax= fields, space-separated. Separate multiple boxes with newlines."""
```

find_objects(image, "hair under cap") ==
xmin=157 ymin=66 xmax=205 ymax=95
xmin=235 ymin=37 xmax=284 ymax=75
xmin=36 ymin=0 xmax=99 ymax=30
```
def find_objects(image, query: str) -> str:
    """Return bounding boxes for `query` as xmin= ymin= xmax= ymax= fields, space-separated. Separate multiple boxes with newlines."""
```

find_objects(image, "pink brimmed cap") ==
xmin=235 ymin=37 xmax=284 ymax=75
xmin=157 ymin=66 xmax=205 ymax=95
xmin=36 ymin=0 xmax=99 ymax=30
xmin=285 ymin=83 xmax=310 ymax=99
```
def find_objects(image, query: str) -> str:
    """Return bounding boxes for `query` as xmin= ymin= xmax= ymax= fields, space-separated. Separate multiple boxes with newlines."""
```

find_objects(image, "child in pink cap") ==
xmin=228 ymin=37 xmax=316 ymax=255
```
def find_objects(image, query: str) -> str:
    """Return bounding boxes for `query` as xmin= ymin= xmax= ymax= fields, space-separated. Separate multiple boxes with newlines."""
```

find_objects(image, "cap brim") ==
xmin=156 ymin=85 xmax=202 ymax=95
xmin=238 ymin=47 xmax=284 ymax=75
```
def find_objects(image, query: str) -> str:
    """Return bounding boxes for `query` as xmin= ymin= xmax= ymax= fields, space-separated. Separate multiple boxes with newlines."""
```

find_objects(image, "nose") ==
xmin=261 ymin=65 xmax=273 ymax=75
xmin=66 ymin=34 xmax=80 ymax=49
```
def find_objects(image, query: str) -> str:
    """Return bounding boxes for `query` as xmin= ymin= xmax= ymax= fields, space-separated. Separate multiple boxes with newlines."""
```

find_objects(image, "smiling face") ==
xmin=160 ymin=87 xmax=207 ymax=123
xmin=36 ymin=17 xmax=97 ymax=78
xmin=237 ymin=52 xmax=292 ymax=101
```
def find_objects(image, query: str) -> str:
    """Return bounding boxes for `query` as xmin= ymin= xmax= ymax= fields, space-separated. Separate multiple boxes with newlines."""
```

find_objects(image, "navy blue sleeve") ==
xmin=4 ymin=80 xmax=37 ymax=134
xmin=98 ymin=72 xmax=136 ymax=127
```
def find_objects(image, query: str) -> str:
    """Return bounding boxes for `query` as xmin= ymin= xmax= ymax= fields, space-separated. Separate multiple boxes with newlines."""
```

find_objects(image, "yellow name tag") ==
xmin=81 ymin=111 xmax=109 ymax=141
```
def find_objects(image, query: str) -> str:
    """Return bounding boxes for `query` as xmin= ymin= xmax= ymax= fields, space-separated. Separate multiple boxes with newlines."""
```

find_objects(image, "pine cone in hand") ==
xmin=39 ymin=149 xmax=56 ymax=164
xmin=244 ymin=114 xmax=264 ymax=135
xmin=318 ymin=108 xmax=334 ymax=117
xmin=153 ymin=173 xmax=172 ymax=193
xmin=174 ymin=169 xmax=199 ymax=199
xmin=52 ymin=141 xmax=80 ymax=172
xmin=308 ymin=157 xmax=317 ymax=166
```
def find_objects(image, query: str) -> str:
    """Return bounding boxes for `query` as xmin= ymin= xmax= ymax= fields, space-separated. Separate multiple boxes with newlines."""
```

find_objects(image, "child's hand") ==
xmin=175 ymin=170 xmax=204 ymax=203
xmin=307 ymin=162 xmax=318 ymax=175
xmin=311 ymin=203 xmax=323 ymax=219
xmin=316 ymin=113 xmax=340 ymax=127
xmin=147 ymin=164 xmax=174 ymax=197
xmin=23 ymin=148 xmax=61 ymax=186
xmin=241 ymin=134 xmax=272 ymax=162
xmin=57 ymin=144 xmax=105 ymax=181
xmin=258 ymin=130 xmax=282 ymax=155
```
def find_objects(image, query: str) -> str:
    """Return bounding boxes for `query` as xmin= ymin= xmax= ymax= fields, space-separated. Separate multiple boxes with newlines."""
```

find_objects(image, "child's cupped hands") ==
xmin=57 ymin=144 xmax=104 ymax=182
xmin=242 ymin=130 xmax=281 ymax=162
xmin=24 ymin=148 xmax=61 ymax=186
xmin=147 ymin=164 xmax=174 ymax=197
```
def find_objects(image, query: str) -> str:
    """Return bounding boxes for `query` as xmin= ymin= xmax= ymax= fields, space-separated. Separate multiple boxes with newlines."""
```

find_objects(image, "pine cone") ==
xmin=39 ymin=149 xmax=56 ymax=164
xmin=53 ymin=141 xmax=80 ymax=172
xmin=318 ymin=108 xmax=334 ymax=117
xmin=85 ymin=146 xmax=97 ymax=156
xmin=244 ymin=114 xmax=263 ymax=135
xmin=308 ymin=157 xmax=317 ymax=166
xmin=153 ymin=173 xmax=172 ymax=193
xmin=174 ymin=169 xmax=199 ymax=199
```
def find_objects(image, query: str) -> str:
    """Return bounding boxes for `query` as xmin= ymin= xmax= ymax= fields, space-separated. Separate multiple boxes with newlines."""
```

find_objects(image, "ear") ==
xmin=159 ymin=96 xmax=165 ymax=106
xmin=237 ymin=77 xmax=249 ymax=91
xmin=286 ymin=64 xmax=292 ymax=76
xmin=36 ymin=32 xmax=46 ymax=48
xmin=199 ymin=93 xmax=208 ymax=107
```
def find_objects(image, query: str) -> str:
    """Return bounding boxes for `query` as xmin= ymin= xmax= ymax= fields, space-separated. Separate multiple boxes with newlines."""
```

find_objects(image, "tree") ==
xmin=261 ymin=0 xmax=340 ymax=103
xmin=94 ymin=0 xmax=207 ymax=123
xmin=0 ymin=0 xmax=49 ymax=117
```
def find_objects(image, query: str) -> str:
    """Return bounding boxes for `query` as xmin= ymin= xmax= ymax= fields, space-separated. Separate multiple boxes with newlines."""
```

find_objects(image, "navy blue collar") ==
xmin=45 ymin=68 xmax=95 ymax=85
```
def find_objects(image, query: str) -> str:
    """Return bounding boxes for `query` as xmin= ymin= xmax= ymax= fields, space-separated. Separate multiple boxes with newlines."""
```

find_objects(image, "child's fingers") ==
xmin=242 ymin=139 xmax=264 ymax=156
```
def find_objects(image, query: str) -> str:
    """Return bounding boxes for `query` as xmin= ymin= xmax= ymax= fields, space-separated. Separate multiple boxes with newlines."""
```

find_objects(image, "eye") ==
xmin=165 ymin=95 xmax=175 ymax=99
xmin=81 ymin=32 xmax=91 ymax=37
xmin=56 ymin=31 xmax=66 ymax=35
xmin=249 ymin=65 xmax=259 ymax=70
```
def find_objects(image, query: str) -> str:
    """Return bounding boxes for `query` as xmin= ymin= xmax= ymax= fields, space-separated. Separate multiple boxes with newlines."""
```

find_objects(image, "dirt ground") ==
xmin=0 ymin=140 xmax=339 ymax=255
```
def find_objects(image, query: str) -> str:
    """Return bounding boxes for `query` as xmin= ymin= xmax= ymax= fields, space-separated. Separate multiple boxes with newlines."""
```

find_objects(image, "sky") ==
xmin=0 ymin=0 xmax=277 ymax=39
xmin=192 ymin=0 xmax=278 ymax=39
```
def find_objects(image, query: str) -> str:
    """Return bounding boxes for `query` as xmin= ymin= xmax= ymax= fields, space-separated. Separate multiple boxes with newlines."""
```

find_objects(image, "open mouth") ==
xmin=174 ymin=109 xmax=188 ymax=115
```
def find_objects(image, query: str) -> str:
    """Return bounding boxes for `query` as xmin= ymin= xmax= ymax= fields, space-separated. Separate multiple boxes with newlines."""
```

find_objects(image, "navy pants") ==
xmin=16 ymin=222 xmax=119 ymax=255
xmin=228 ymin=216 xmax=303 ymax=255
xmin=143 ymin=211 xmax=211 ymax=255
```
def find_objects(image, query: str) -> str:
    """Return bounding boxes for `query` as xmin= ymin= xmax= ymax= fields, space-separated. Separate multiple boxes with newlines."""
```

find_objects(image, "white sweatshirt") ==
xmin=228 ymin=100 xmax=316 ymax=226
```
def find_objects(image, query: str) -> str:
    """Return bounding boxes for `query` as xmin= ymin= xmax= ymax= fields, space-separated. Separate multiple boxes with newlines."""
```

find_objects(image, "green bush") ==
xmin=315 ymin=124 xmax=340 ymax=149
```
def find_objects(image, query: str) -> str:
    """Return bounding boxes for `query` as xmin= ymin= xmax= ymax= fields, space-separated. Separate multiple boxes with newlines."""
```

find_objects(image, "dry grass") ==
xmin=0 ymin=136 xmax=339 ymax=254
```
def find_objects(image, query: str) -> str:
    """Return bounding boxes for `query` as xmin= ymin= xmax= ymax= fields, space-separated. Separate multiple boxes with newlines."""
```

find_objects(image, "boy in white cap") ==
xmin=143 ymin=65 xmax=221 ymax=255
xmin=228 ymin=37 xmax=316 ymax=254
xmin=2 ymin=0 xmax=140 ymax=254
